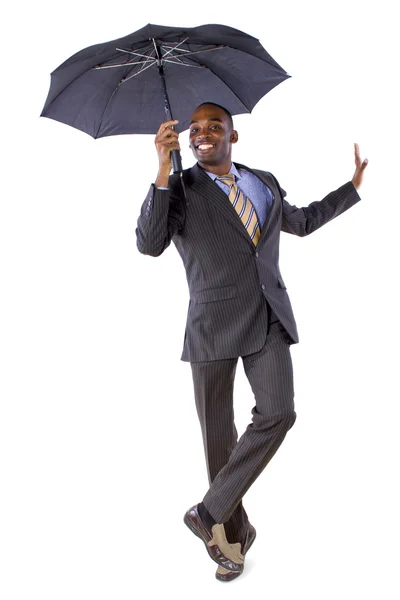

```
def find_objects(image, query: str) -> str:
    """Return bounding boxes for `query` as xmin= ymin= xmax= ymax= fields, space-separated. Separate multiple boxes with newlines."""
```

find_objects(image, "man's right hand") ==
xmin=155 ymin=120 xmax=180 ymax=188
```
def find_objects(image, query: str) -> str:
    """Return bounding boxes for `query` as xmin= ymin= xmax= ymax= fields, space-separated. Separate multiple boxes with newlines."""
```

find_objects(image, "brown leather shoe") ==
xmin=215 ymin=524 xmax=256 ymax=582
xmin=184 ymin=504 xmax=244 ymax=572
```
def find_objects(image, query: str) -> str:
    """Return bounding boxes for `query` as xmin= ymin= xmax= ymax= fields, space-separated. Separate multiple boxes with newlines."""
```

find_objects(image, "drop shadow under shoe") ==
xmin=215 ymin=523 xmax=257 ymax=582
xmin=184 ymin=504 xmax=244 ymax=572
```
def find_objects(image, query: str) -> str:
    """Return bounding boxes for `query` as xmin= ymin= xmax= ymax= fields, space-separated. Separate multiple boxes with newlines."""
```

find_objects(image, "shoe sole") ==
xmin=183 ymin=513 xmax=242 ymax=573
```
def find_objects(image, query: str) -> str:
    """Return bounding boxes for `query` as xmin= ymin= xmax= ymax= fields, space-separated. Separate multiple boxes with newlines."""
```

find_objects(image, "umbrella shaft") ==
xmin=158 ymin=65 xmax=174 ymax=121
xmin=153 ymin=39 xmax=182 ymax=173
xmin=157 ymin=64 xmax=182 ymax=173
xmin=153 ymin=39 xmax=174 ymax=120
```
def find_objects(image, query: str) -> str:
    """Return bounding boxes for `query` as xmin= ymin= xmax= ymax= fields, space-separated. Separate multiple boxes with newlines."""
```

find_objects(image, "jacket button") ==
xmin=261 ymin=284 xmax=265 ymax=290
xmin=255 ymin=252 xmax=259 ymax=258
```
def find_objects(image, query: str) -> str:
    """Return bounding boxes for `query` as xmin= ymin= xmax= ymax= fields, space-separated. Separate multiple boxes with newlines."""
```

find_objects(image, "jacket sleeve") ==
xmin=135 ymin=181 xmax=186 ymax=257
xmin=277 ymin=179 xmax=361 ymax=237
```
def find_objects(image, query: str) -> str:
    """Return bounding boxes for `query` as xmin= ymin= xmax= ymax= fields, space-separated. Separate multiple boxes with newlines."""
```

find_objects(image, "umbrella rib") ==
xmin=164 ymin=46 xmax=226 ymax=60
xmin=94 ymin=56 xmax=205 ymax=70
xmin=136 ymin=49 xmax=156 ymax=75
xmin=160 ymin=44 xmax=226 ymax=58
xmin=94 ymin=59 xmax=155 ymax=69
xmin=160 ymin=44 xmax=190 ymax=53
xmin=94 ymin=49 xmax=158 ymax=82
xmin=162 ymin=58 xmax=204 ymax=68
xmin=160 ymin=37 xmax=189 ymax=58
xmin=95 ymin=47 xmax=156 ymax=70
xmin=115 ymin=47 xmax=154 ymax=59
xmin=92 ymin=44 xmax=156 ymax=70
xmin=121 ymin=60 xmax=156 ymax=82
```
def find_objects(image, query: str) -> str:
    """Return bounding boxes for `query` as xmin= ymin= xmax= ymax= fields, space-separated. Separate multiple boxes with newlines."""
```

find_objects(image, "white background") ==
xmin=1 ymin=1 xmax=399 ymax=598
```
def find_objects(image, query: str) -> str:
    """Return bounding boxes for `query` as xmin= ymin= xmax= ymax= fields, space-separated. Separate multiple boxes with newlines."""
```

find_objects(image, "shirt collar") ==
xmin=202 ymin=163 xmax=241 ymax=182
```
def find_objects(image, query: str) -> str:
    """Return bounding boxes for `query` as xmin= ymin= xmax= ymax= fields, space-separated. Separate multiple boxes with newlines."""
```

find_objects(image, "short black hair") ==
xmin=196 ymin=102 xmax=233 ymax=127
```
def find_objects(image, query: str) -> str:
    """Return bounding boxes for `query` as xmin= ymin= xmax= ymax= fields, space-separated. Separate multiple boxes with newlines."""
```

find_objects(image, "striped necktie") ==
xmin=216 ymin=174 xmax=261 ymax=246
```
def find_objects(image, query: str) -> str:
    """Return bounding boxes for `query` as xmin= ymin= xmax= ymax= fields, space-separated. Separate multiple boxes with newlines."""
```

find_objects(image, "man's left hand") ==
xmin=352 ymin=143 xmax=368 ymax=190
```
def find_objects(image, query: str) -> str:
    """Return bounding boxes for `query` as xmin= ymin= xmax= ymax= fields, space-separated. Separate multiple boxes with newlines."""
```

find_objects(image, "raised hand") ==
xmin=351 ymin=143 xmax=368 ymax=190
xmin=154 ymin=120 xmax=180 ymax=187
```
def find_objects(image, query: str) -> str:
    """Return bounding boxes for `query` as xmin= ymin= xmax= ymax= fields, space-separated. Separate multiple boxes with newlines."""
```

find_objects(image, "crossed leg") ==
xmin=191 ymin=319 xmax=296 ymax=530
xmin=191 ymin=356 xmax=249 ymax=544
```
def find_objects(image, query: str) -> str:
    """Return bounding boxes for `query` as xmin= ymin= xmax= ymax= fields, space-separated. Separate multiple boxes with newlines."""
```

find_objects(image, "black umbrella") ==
xmin=41 ymin=23 xmax=290 ymax=173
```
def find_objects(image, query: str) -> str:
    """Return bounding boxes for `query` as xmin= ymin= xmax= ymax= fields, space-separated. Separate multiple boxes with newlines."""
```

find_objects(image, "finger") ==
xmin=156 ymin=128 xmax=179 ymax=143
xmin=354 ymin=142 xmax=361 ymax=167
xmin=160 ymin=140 xmax=181 ymax=153
xmin=158 ymin=127 xmax=179 ymax=139
xmin=156 ymin=136 xmax=179 ymax=150
xmin=156 ymin=119 xmax=179 ymax=133
xmin=167 ymin=140 xmax=181 ymax=150
xmin=156 ymin=120 xmax=179 ymax=135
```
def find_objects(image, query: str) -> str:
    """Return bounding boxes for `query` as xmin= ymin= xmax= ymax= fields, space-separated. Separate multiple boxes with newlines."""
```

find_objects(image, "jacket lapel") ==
xmin=189 ymin=163 xmax=254 ymax=245
xmin=187 ymin=162 xmax=278 ymax=248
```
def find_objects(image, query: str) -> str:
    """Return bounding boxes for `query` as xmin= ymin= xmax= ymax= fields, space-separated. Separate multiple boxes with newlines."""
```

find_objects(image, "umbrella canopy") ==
xmin=41 ymin=23 xmax=290 ymax=138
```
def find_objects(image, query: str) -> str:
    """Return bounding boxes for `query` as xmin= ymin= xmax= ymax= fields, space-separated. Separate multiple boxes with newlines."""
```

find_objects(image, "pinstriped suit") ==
xmin=136 ymin=162 xmax=361 ymax=543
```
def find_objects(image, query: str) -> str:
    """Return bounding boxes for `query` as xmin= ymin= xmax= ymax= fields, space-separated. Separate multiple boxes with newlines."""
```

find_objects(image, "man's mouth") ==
xmin=196 ymin=143 xmax=216 ymax=151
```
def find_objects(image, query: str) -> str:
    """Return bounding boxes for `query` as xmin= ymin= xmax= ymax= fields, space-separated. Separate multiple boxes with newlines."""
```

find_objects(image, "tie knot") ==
xmin=216 ymin=173 xmax=236 ymax=186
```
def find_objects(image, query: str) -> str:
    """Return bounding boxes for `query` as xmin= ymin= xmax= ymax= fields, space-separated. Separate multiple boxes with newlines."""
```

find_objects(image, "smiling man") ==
xmin=136 ymin=102 xmax=368 ymax=581
xmin=189 ymin=103 xmax=237 ymax=172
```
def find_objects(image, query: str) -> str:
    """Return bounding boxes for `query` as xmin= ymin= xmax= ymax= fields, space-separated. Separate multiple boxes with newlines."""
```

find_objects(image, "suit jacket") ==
xmin=136 ymin=162 xmax=361 ymax=362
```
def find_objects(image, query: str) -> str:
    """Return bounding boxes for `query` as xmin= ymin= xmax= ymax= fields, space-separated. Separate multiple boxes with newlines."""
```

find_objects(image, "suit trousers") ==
xmin=190 ymin=313 xmax=296 ymax=545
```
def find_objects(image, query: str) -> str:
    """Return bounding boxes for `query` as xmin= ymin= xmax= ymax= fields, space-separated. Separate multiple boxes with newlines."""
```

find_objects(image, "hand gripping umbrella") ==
xmin=41 ymin=23 xmax=290 ymax=175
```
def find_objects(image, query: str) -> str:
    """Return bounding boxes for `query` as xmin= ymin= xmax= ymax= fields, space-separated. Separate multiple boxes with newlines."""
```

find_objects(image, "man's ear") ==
xmin=230 ymin=130 xmax=239 ymax=144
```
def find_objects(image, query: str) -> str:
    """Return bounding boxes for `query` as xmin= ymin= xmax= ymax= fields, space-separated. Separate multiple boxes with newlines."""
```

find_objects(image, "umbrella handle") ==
xmin=171 ymin=149 xmax=183 ymax=173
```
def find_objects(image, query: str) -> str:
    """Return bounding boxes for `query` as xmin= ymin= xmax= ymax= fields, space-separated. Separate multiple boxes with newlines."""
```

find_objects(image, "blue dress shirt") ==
xmin=204 ymin=163 xmax=274 ymax=228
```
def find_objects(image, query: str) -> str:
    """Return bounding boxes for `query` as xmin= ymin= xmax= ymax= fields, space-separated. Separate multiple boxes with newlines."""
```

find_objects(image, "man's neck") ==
xmin=198 ymin=160 xmax=233 ymax=176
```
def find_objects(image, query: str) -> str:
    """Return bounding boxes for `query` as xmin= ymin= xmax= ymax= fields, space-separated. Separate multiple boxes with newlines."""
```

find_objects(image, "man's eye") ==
xmin=190 ymin=128 xmax=198 ymax=134
xmin=210 ymin=125 xmax=220 ymax=130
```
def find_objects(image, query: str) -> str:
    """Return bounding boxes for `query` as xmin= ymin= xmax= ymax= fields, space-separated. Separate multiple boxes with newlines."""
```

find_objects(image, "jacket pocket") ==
xmin=193 ymin=284 xmax=237 ymax=304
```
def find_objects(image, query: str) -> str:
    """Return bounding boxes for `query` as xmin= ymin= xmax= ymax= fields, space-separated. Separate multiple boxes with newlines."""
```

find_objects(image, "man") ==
xmin=135 ymin=103 xmax=368 ymax=581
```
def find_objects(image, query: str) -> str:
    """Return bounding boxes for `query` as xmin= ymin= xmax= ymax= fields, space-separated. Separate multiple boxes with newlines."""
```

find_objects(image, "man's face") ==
xmin=188 ymin=104 xmax=238 ymax=168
